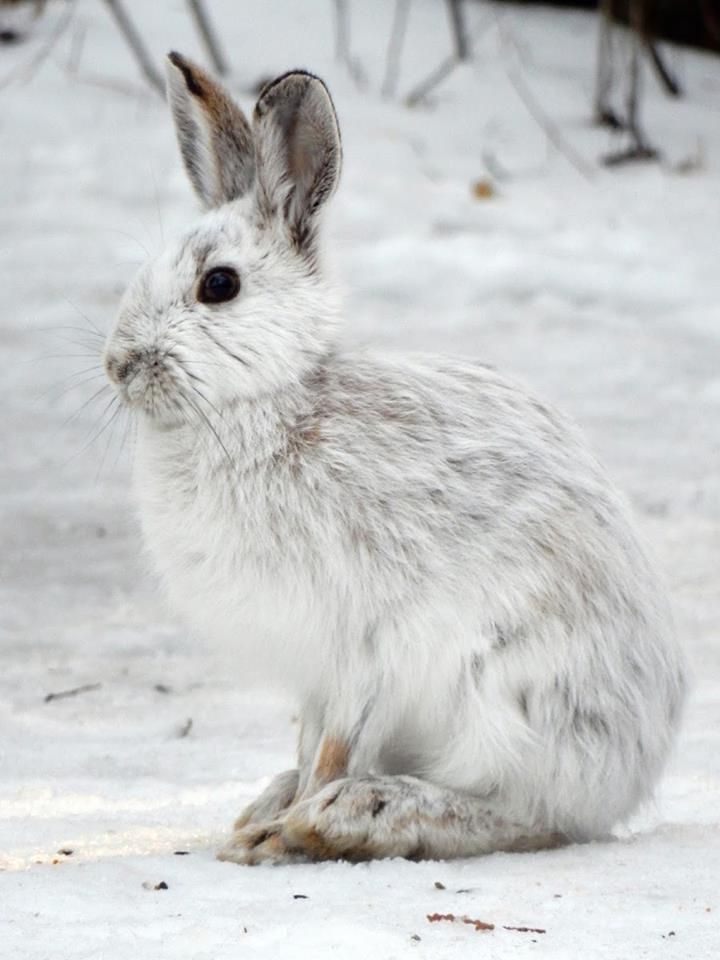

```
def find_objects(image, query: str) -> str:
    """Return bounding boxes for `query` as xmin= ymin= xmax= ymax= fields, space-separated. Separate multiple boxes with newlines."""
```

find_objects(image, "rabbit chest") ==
xmin=133 ymin=423 xmax=336 ymax=681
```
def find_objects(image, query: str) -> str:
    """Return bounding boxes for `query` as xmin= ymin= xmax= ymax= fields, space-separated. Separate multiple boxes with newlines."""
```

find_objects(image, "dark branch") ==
xmin=646 ymin=40 xmax=682 ymax=97
xmin=45 ymin=683 xmax=101 ymax=703
xmin=186 ymin=0 xmax=228 ymax=77
xmin=446 ymin=0 xmax=469 ymax=61
xmin=102 ymin=0 xmax=163 ymax=96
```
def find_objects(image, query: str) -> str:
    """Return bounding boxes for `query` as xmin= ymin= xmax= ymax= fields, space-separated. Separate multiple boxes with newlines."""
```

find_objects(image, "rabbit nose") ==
xmin=105 ymin=349 xmax=141 ymax=385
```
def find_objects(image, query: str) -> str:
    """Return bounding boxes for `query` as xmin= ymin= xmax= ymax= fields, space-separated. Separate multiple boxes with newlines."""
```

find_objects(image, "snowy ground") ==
xmin=1 ymin=1 xmax=719 ymax=957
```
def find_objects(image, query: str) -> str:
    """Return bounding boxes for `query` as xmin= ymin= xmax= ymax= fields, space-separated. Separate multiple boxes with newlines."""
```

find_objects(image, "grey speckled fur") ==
xmin=104 ymin=54 xmax=687 ymax=864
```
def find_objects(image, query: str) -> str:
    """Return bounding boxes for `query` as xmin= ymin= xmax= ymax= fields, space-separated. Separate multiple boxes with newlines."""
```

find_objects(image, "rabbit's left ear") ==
xmin=253 ymin=71 xmax=341 ymax=256
xmin=166 ymin=52 xmax=255 ymax=209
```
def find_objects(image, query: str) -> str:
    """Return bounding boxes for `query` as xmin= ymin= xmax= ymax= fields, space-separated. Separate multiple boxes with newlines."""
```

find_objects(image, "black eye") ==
xmin=198 ymin=267 xmax=240 ymax=304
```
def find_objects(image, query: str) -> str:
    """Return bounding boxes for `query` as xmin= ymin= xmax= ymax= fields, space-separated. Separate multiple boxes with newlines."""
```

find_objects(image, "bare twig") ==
xmin=0 ymin=0 xmax=76 ymax=93
xmin=381 ymin=0 xmax=410 ymax=99
xmin=178 ymin=717 xmax=193 ymax=738
xmin=101 ymin=0 xmax=163 ymax=97
xmin=332 ymin=0 xmax=349 ymax=63
xmin=73 ymin=71 xmax=150 ymax=98
xmin=331 ymin=0 xmax=365 ymax=89
xmin=601 ymin=144 xmax=658 ymax=166
xmin=646 ymin=40 xmax=681 ymax=97
xmin=626 ymin=1 xmax=642 ymax=141
xmin=595 ymin=0 xmax=662 ymax=160
xmin=45 ymin=682 xmax=101 ymax=703
xmin=186 ymin=0 xmax=228 ymax=76
xmin=427 ymin=913 xmax=495 ymax=932
xmin=594 ymin=0 xmax=615 ymax=124
xmin=620 ymin=0 xmax=659 ymax=161
xmin=506 ymin=64 xmax=595 ymax=179
xmin=65 ymin=16 xmax=86 ymax=75
xmin=495 ymin=11 xmax=594 ymax=180
xmin=404 ymin=10 xmax=492 ymax=107
xmin=446 ymin=0 xmax=469 ymax=61
xmin=405 ymin=53 xmax=457 ymax=107
xmin=482 ymin=148 xmax=511 ymax=182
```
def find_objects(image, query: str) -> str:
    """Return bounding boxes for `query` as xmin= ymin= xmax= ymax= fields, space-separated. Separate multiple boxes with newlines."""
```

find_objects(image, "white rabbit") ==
xmin=103 ymin=53 xmax=687 ymax=864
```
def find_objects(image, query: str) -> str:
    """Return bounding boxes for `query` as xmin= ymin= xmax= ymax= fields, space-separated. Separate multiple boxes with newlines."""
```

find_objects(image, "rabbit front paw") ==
xmin=217 ymin=778 xmax=378 ymax=865
xmin=232 ymin=769 xmax=299 ymax=831
xmin=218 ymin=817 xmax=307 ymax=865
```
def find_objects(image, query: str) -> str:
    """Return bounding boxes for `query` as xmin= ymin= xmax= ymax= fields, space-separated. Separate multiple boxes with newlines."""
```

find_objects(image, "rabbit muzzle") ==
xmin=104 ymin=344 xmax=184 ymax=424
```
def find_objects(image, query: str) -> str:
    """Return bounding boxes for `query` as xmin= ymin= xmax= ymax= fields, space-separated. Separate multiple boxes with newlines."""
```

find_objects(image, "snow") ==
xmin=1 ymin=0 xmax=719 ymax=956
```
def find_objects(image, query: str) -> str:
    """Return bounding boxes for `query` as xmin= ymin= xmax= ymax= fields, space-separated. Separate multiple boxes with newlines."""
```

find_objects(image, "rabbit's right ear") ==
xmin=253 ymin=71 xmax=341 ymax=257
xmin=165 ymin=52 xmax=255 ymax=209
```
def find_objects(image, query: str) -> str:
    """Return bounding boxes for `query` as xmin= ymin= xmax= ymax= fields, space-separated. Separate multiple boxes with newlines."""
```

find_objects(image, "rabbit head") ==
xmin=104 ymin=53 xmax=342 ymax=426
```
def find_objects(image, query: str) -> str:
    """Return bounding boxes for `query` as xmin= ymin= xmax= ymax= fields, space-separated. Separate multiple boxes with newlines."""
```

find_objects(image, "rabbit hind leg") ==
xmin=220 ymin=774 xmax=566 ymax=864
xmin=282 ymin=774 xmax=567 ymax=861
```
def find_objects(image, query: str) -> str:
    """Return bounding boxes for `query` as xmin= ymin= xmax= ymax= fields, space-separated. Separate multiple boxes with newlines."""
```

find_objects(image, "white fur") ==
xmin=103 ymin=59 xmax=687 ymax=861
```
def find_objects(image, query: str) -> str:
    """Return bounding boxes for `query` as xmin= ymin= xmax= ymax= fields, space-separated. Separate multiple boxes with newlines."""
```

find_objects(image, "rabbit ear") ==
xmin=253 ymin=71 xmax=341 ymax=257
xmin=165 ymin=52 xmax=255 ymax=209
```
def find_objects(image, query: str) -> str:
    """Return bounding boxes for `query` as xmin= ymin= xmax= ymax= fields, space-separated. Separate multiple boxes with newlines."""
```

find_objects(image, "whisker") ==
xmin=80 ymin=394 xmax=120 ymax=449
xmin=111 ymin=407 xmax=136 ymax=473
xmin=62 ymin=382 xmax=112 ymax=427
xmin=95 ymin=402 xmax=125 ymax=482
xmin=61 ymin=394 xmax=120 ymax=467
xmin=54 ymin=363 xmax=105 ymax=380
xmin=201 ymin=326 xmax=251 ymax=368
xmin=36 ymin=331 xmax=105 ymax=354
xmin=174 ymin=358 xmax=231 ymax=368
xmin=103 ymin=227 xmax=152 ymax=259
xmin=39 ymin=323 xmax=105 ymax=341
xmin=61 ymin=298 xmax=106 ymax=339
xmin=27 ymin=353 xmax=103 ymax=363
xmin=40 ymin=370 xmax=107 ymax=402
xmin=182 ymin=389 xmax=236 ymax=472
xmin=181 ymin=367 xmax=208 ymax=387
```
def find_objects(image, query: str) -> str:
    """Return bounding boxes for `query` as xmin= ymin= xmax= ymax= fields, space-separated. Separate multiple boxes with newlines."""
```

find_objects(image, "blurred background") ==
xmin=1 ymin=2 xmax=719 ymax=957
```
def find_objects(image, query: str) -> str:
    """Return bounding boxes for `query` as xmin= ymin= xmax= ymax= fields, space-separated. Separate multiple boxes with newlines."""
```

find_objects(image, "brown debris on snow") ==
xmin=427 ymin=913 xmax=495 ymax=931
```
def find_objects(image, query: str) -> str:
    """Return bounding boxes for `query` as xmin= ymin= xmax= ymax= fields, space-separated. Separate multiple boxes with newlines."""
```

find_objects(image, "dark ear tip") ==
xmin=167 ymin=51 xmax=190 ymax=73
xmin=255 ymin=69 xmax=331 ymax=113
xmin=167 ymin=51 xmax=204 ymax=97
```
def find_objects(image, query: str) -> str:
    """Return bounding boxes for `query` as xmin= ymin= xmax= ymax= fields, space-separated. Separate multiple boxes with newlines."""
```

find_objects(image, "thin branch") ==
xmin=446 ymin=0 xmax=469 ymax=62
xmin=626 ymin=5 xmax=641 ymax=137
xmin=405 ymin=53 xmax=457 ymax=107
xmin=404 ymin=10 xmax=493 ymax=107
xmin=646 ymin=40 xmax=682 ymax=97
xmin=506 ymin=61 xmax=595 ymax=179
xmin=73 ymin=71 xmax=150 ymax=99
xmin=178 ymin=717 xmax=193 ymax=738
xmin=602 ymin=144 xmax=658 ymax=167
xmin=65 ymin=15 xmax=86 ymax=75
xmin=612 ymin=0 xmax=659 ymax=162
xmin=45 ymin=683 xmax=101 ymax=703
xmin=594 ymin=0 xmax=615 ymax=124
xmin=186 ymin=0 xmax=228 ymax=76
xmin=332 ymin=0 xmax=350 ymax=63
xmin=381 ymin=0 xmax=410 ymax=99
xmin=101 ymin=0 xmax=163 ymax=97
xmin=331 ymin=0 xmax=366 ymax=89
xmin=0 ymin=0 xmax=77 ymax=94
xmin=495 ymin=12 xmax=594 ymax=180
xmin=601 ymin=22 xmax=660 ymax=166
